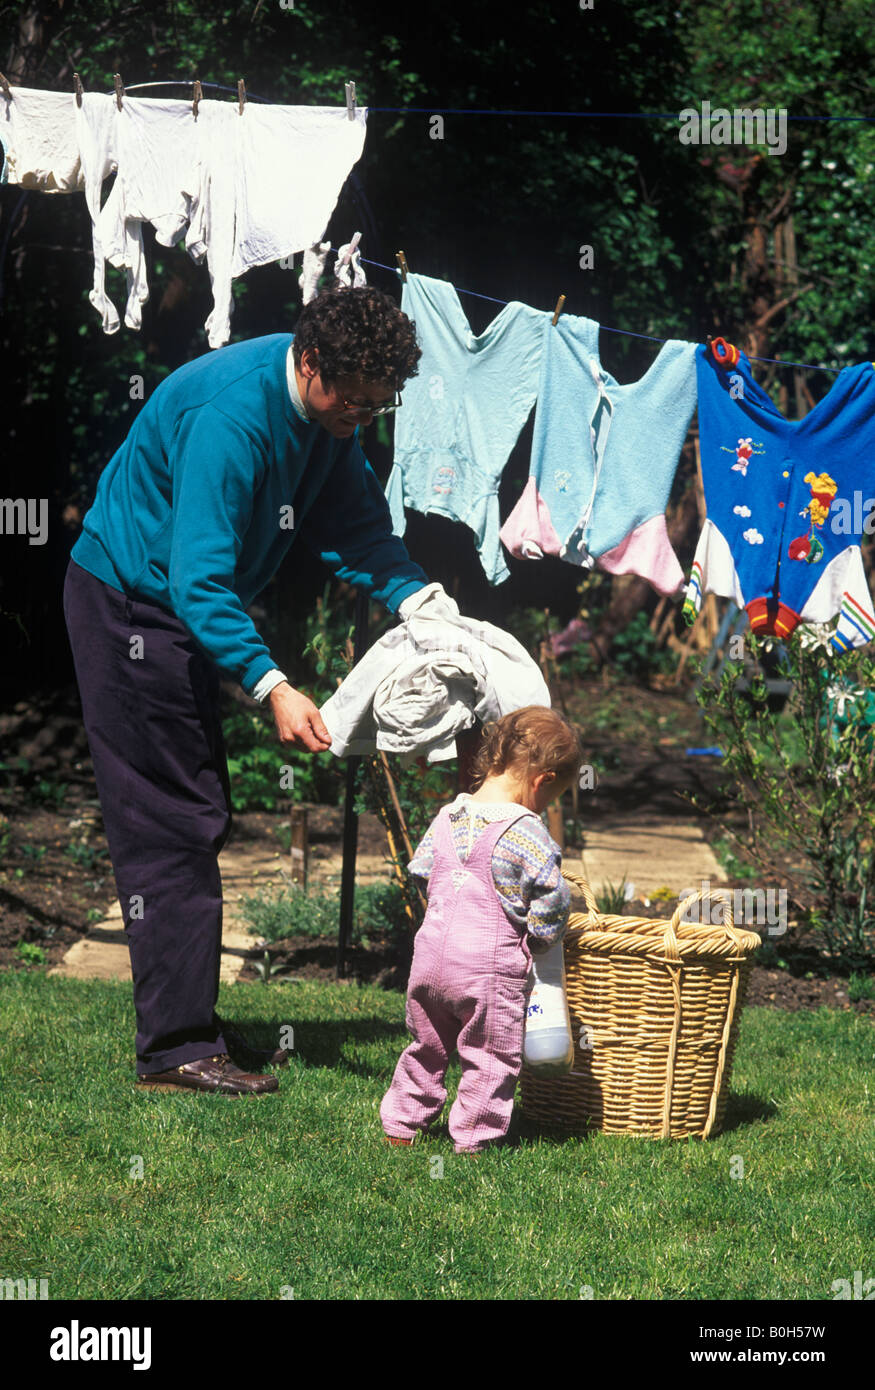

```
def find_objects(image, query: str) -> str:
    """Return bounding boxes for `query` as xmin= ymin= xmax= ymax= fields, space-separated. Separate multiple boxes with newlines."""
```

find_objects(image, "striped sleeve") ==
xmin=492 ymin=816 xmax=571 ymax=945
xmin=407 ymin=823 xmax=436 ymax=881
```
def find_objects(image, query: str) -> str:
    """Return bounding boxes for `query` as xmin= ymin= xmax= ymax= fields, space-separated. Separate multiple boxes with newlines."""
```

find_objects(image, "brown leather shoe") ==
xmin=137 ymin=1054 xmax=279 ymax=1095
xmin=218 ymin=1017 xmax=290 ymax=1070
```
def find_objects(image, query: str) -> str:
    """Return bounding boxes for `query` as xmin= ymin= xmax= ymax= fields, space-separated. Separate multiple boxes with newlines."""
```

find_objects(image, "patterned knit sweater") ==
xmin=407 ymin=793 xmax=570 ymax=945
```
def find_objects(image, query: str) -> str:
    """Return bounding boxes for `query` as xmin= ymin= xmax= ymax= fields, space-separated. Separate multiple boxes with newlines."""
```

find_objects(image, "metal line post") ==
xmin=336 ymin=588 xmax=370 ymax=978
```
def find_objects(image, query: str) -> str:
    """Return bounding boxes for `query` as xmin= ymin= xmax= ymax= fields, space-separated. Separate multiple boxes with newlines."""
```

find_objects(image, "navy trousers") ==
xmin=63 ymin=558 xmax=234 ymax=1074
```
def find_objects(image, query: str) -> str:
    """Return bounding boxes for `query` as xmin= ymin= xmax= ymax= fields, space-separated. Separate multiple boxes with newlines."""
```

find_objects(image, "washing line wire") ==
xmin=367 ymin=107 xmax=875 ymax=123
xmin=99 ymin=87 xmax=875 ymax=123
xmin=73 ymin=82 xmax=857 ymax=372
xmin=350 ymin=252 xmax=844 ymax=375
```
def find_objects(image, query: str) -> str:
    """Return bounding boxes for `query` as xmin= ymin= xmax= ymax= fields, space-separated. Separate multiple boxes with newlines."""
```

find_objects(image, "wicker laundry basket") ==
xmin=519 ymin=870 xmax=762 ymax=1140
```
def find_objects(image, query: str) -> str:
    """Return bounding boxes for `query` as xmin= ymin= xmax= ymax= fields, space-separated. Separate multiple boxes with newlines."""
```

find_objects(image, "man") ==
xmin=63 ymin=286 xmax=431 ymax=1095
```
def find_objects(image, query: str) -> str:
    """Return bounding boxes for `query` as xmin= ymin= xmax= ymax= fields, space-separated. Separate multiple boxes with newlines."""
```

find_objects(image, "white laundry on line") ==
xmin=101 ymin=96 xmax=202 ymax=331
xmin=231 ymin=103 xmax=367 ymax=277
xmin=0 ymin=87 xmax=83 ymax=193
xmin=74 ymin=93 xmax=121 ymax=334
xmin=2 ymin=87 xmax=368 ymax=349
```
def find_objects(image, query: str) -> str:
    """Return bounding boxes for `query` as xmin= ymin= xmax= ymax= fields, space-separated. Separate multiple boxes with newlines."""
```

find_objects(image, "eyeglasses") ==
xmin=339 ymin=390 xmax=403 ymax=417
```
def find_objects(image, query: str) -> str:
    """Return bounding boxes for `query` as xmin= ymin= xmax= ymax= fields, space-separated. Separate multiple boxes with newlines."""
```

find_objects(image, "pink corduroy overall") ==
xmin=380 ymin=803 xmax=537 ymax=1153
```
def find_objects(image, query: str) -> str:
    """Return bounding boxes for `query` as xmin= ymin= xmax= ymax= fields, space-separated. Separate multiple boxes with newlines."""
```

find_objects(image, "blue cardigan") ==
xmin=71 ymin=333 xmax=427 ymax=693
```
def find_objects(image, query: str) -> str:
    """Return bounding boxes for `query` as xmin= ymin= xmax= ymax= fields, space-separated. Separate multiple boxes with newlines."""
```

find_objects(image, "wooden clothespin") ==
xmin=113 ymin=73 xmax=124 ymax=111
xmin=345 ymin=80 xmax=356 ymax=120
xmin=192 ymin=79 xmax=203 ymax=120
xmin=396 ymin=251 xmax=409 ymax=282
xmin=237 ymin=79 xmax=246 ymax=115
xmin=74 ymin=73 xmax=84 ymax=108
xmin=551 ymin=294 xmax=566 ymax=326
xmin=0 ymin=72 xmax=12 ymax=102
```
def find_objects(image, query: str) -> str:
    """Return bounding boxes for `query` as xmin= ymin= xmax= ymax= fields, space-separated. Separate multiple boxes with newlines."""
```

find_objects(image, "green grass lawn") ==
xmin=1 ymin=972 xmax=872 ymax=1301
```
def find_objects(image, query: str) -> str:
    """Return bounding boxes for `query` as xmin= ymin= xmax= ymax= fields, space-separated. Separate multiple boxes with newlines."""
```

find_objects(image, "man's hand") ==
xmin=268 ymin=682 xmax=333 ymax=752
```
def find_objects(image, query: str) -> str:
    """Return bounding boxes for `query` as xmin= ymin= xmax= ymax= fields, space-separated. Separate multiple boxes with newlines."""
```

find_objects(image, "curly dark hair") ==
xmin=292 ymin=285 xmax=421 ymax=390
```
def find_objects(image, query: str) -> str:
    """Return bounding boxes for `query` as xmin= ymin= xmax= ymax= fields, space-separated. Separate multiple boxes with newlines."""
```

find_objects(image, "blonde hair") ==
xmin=469 ymin=705 xmax=583 ymax=792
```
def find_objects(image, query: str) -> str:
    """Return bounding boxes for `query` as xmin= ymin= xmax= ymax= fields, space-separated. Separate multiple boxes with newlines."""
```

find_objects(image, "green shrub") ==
xmin=0 ymin=759 xmax=68 ymax=806
xmin=16 ymin=942 xmax=47 ymax=965
xmin=695 ymin=627 xmax=875 ymax=969
xmin=223 ymin=706 xmax=344 ymax=812
xmin=610 ymin=611 xmax=674 ymax=679
xmin=238 ymin=876 xmax=411 ymax=945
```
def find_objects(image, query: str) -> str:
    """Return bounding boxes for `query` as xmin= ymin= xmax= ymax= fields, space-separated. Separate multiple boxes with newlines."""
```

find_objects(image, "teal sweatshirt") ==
xmin=71 ymin=333 xmax=428 ymax=694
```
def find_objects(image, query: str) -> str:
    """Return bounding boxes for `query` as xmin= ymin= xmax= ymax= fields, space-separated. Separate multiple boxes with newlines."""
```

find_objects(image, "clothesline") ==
xmin=0 ymin=79 xmax=852 ymax=375
xmin=88 ymin=88 xmax=875 ymax=123
xmin=367 ymin=108 xmax=875 ymax=123
xmin=350 ymin=251 xmax=844 ymax=376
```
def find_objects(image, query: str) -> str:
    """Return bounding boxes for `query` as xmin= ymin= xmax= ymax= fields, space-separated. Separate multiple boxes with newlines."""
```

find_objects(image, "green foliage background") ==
xmin=3 ymin=0 xmax=874 ymax=727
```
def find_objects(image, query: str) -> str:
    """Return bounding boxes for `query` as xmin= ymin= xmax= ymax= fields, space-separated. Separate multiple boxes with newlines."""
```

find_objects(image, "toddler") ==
xmin=380 ymin=705 xmax=583 ymax=1154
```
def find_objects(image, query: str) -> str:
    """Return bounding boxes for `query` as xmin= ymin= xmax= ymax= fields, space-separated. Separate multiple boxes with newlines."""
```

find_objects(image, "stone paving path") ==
xmin=49 ymin=813 xmax=725 ymax=983
xmin=579 ymin=814 xmax=724 ymax=905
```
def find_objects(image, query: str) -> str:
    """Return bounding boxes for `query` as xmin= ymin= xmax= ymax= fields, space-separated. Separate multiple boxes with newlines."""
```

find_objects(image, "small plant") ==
xmin=756 ymin=937 xmax=790 ymax=970
xmin=590 ymin=700 xmax=621 ymax=733
xmin=20 ymin=843 xmax=48 ymax=863
xmin=352 ymin=881 xmax=411 ymax=942
xmin=254 ymin=950 xmax=285 ymax=983
xmin=16 ymin=941 xmax=47 ymax=965
xmin=25 ymin=921 xmax=56 ymax=942
xmin=64 ymin=842 xmax=108 ymax=870
xmin=610 ymin=611 xmax=674 ymax=680
xmin=649 ymin=885 xmax=678 ymax=902
xmin=240 ymin=881 xmax=341 ymax=942
xmin=0 ymin=759 xmax=67 ymax=807
xmin=596 ymin=878 xmax=631 ymax=914
xmin=848 ymin=971 xmax=875 ymax=1002
xmin=239 ymin=876 xmax=411 ymax=945
xmin=32 ymin=779 xmax=68 ymax=808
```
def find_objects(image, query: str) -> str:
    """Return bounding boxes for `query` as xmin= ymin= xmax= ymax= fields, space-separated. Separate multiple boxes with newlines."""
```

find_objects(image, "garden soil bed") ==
xmin=1 ymin=678 xmax=873 ymax=1021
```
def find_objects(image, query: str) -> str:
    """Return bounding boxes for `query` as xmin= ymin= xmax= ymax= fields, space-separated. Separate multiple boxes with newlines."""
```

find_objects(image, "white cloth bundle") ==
xmin=320 ymin=583 xmax=551 ymax=764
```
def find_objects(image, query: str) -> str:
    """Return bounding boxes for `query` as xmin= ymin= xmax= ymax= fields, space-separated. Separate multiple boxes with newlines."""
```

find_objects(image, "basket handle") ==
xmin=670 ymin=888 xmax=736 ymax=935
xmin=560 ymin=868 xmax=600 ymax=920
xmin=562 ymin=873 xmax=743 ymax=944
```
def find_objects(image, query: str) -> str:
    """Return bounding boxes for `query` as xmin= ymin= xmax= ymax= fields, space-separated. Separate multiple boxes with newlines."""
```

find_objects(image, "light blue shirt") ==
xmin=531 ymin=314 xmax=697 ymax=562
xmin=387 ymin=272 xmax=548 ymax=585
